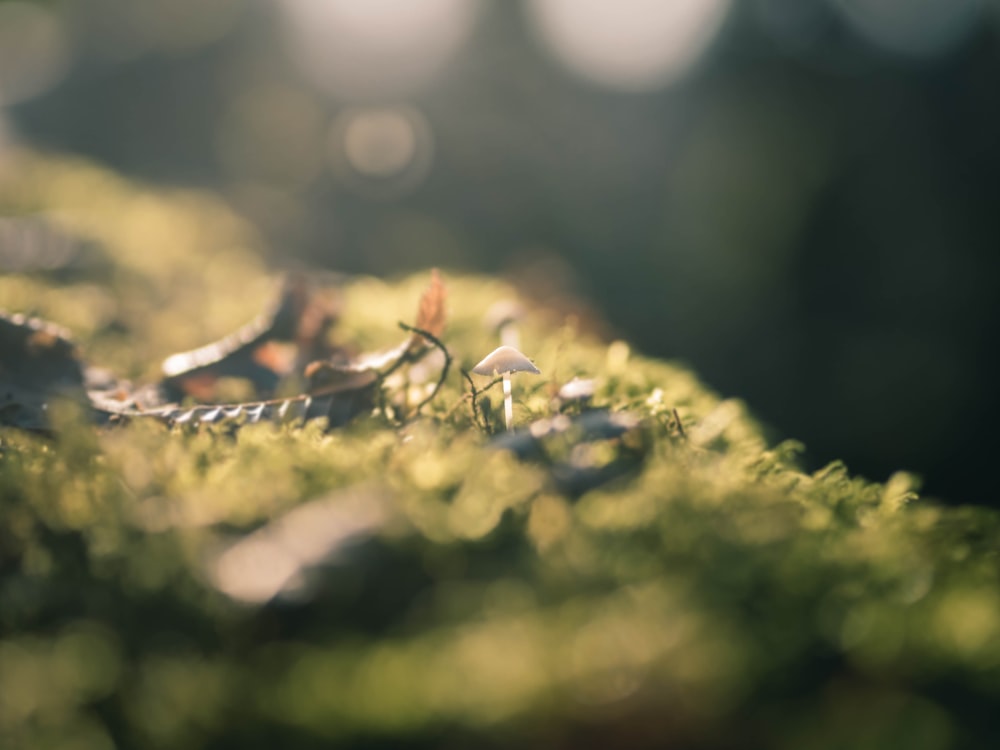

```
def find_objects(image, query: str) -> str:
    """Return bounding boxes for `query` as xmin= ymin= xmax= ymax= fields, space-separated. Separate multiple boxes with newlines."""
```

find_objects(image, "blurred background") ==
xmin=2 ymin=0 xmax=998 ymax=506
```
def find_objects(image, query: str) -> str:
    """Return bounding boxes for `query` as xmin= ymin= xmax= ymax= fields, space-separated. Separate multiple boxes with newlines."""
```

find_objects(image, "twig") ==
xmin=458 ymin=370 xmax=503 ymax=429
xmin=461 ymin=370 xmax=503 ymax=432
xmin=460 ymin=369 xmax=479 ymax=426
xmin=672 ymin=407 xmax=686 ymax=438
xmin=398 ymin=322 xmax=452 ymax=416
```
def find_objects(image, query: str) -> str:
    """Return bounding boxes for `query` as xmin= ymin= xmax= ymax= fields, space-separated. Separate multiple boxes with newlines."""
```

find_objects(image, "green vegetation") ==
xmin=2 ymin=153 xmax=999 ymax=749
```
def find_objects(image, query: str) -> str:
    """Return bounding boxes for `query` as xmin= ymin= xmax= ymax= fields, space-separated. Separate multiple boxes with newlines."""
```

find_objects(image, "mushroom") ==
xmin=471 ymin=345 xmax=540 ymax=431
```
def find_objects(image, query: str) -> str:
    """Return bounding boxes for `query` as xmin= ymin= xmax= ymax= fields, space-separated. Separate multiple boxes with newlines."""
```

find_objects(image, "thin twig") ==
xmin=460 ymin=369 xmax=479 ymax=426
xmin=398 ymin=322 xmax=452 ymax=416
xmin=672 ymin=407 xmax=686 ymax=439
xmin=457 ymin=370 xmax=503 ymax=429
xmin=465 ymin=371 xmax=504 ymax=432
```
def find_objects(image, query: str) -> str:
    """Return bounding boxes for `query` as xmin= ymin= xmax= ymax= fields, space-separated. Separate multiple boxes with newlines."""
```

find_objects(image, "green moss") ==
xmin=2 ymin=153 xmax=999 ymax=749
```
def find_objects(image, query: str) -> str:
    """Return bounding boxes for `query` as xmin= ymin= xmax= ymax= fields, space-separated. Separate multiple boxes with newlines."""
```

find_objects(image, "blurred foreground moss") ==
xmin=2 ymin=153 xmax=1000 ymax=749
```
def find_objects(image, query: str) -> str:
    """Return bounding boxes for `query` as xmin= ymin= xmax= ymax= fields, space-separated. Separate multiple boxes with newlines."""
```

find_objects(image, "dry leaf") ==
xmin=410 ymin=268 xmax=447 ymax=350
xmin=160 ymin=274 xmax=340 ymax=401
xmin=2 ymin=270 xmax=447 ymax=433
xmin=303 ymin=269 xmax=448 ymax=390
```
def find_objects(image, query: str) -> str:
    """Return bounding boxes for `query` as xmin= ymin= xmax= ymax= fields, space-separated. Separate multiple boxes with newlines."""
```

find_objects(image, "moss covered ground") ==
xmin=2 ymin=153 xmax=999 ymax=749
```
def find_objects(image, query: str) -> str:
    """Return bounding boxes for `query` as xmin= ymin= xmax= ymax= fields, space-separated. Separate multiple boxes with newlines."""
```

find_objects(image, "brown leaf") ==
xmin=303 ymin=270 xmax=449 ymax=401
xmin=251 ymin=341 xmax=297 ymax=374
xmin=160 ymin=274 xmax=341 ymax=402
xmin=3 ymin=271 xmax=447 ymax=433
xmin=410 ymin=268 xmax=447 ymax=351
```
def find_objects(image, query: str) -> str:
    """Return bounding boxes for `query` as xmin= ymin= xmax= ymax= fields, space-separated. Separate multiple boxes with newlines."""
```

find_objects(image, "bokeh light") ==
xmin=830 ymin=0 xmax=983 ymax=57
xmin=525 ymin=0 xmax=732 ymax=91
xmin=275 ymin=0 xmax=482 ymax=98
xmin=328 ymin=106 xmax=434 ymax=197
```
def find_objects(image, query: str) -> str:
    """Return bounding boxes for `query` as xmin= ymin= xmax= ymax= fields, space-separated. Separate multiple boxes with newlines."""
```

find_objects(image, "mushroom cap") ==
xmin=471 ymin=345 xmax=540 ymax=376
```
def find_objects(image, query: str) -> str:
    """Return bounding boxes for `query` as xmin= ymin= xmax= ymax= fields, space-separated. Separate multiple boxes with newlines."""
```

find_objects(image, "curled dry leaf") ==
xmin=160 ymin=274 xmax=340 ymax=401
xmin=1 ymin=270 xmax=451 ymax=432
xmin=139 ymin=382 xmax=378 ymax=430
xmin=306 ymin=269 xmax=449 ymax=390
xmin=409 ymin=268 xmax=447 ymax=352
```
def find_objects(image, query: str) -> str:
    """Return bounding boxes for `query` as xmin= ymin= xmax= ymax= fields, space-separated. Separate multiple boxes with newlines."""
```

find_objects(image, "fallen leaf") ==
xmin=160 ymin=274 xmax=340 ymax=401
xmin=410 ymin=268 xmax=447 ymax=350
xmin=1 ymin=271 xmax=446 ymax=433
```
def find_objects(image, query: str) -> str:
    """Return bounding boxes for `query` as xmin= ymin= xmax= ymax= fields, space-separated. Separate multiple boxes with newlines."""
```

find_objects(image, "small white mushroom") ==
xmin=471 ymin=345 xmax=540 ymax=431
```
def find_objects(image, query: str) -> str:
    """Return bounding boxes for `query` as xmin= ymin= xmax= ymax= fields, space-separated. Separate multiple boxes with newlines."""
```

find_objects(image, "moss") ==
xmin=2 ymin=153 xmax=999 ymax=749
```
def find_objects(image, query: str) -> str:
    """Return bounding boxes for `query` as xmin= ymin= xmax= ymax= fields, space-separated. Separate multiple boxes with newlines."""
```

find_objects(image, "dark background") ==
xmin=3 ymin=0 xmax=998 ymax=505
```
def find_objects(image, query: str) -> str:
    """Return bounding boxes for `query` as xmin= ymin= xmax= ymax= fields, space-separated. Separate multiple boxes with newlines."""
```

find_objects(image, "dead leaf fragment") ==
xmin=160 ymin=274 xmax=340 ymax=401
xmin=410 ymin=268 xmax=447 ymax=350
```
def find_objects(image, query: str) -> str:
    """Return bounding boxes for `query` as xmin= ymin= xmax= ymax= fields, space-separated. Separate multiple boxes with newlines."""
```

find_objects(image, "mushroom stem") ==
xmin=502 ymin=373 xmax=513 ymax=431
